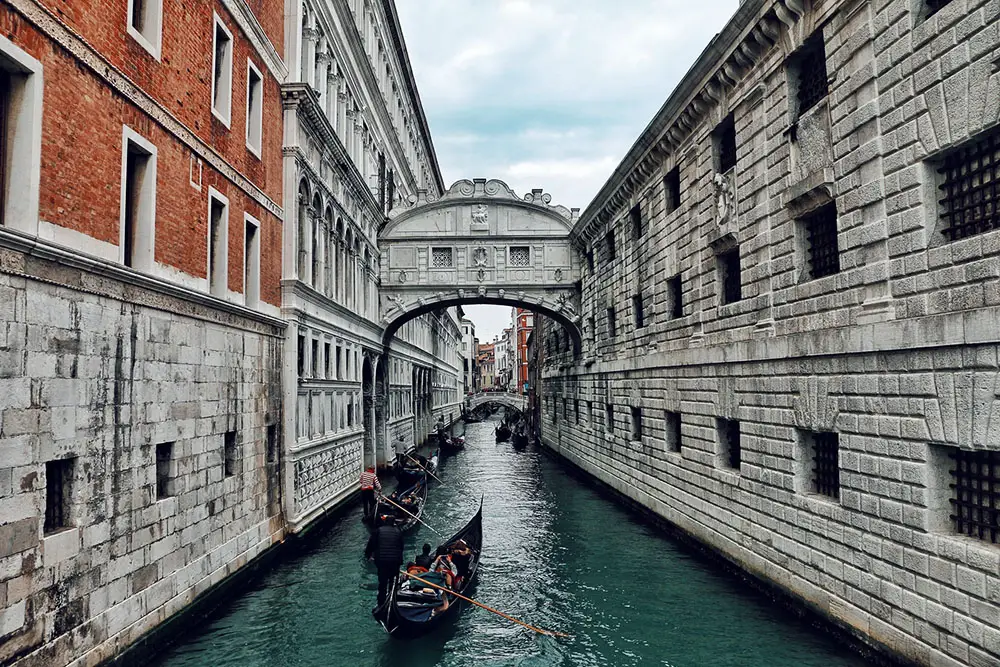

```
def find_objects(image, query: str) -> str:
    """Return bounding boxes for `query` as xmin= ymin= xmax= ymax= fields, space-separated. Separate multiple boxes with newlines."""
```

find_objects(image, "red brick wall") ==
xmin=1 ymin=3 xmax=283 ymax=307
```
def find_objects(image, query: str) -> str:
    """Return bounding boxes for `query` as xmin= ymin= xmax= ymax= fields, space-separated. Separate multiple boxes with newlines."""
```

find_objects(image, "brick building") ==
xmin=513 ymin=307 xmax=533 ymax=394
xmin=538 ymin=0 xmax=1000 ymax=665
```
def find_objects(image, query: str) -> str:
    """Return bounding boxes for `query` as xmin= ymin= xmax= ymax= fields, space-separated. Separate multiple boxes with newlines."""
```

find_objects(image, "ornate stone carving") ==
xmin=398 ymin=270 xmax=407 ymax=283
xmin=471 ymin=204 xmax=488 ymax=226
xmin=472 ymin=246 xmax=488 ymax=267
xmin=713 ymin=171 xmax=735 ymax=226
xmin=554 ymin=268 xmax=563 ymax=282
xmin=477 ymin=268 xmax=486 ymax=282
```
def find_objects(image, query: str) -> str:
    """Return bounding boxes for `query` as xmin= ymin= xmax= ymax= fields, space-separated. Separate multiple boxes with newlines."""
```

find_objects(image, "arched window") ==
xmin=324 ymin=207 xmax=334 ymax=298
xmin=311 ymin=194 xmax=322 ymax=290
xmin=297 ymin=180 xmax=310 ymax=280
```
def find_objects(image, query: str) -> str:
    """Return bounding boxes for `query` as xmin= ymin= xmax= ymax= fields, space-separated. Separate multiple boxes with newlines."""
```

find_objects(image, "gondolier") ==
xmin=360 ymin=466 xmax=381 ymax=521
xmin=365 ymin=516 xmax=404 ymax=607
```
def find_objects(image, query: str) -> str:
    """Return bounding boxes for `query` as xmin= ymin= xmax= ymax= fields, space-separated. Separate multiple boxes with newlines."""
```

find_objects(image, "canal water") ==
xmin=154 ymin=415 xmax=872 ymax=667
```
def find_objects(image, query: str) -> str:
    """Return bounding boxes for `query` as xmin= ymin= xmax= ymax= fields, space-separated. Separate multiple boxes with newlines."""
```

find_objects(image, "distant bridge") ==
xmin=466 ymin=392 xmax=527 ymax=413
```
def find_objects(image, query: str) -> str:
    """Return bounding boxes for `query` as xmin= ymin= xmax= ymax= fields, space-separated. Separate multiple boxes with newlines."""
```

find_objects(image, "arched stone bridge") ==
xmin=378 ymin=179 xmax=583 ymax=351
xmin=466 ymin=392 xmax=527 ymax=413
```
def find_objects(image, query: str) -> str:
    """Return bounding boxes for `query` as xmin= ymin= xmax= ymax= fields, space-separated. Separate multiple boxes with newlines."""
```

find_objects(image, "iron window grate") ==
xmin=509 ymin=246 xmax=530 ymax=266
xmin=804 ymin=203 xmax=840 ymax=279
xmin=796 ymin=34 xmax=829 ymax=116
xmin=607 ymin=307 xmax=617 ymax=337
xmin=716 ymin=115 xmax=737 ymax=173
xmin=631 ymin=204 xmax=643 ymax=239
xmin=431 ymin=247 xmax=453 ymax=267
xmin=45 ymin=459 xmax=72 ymax=533
xmin=719 ymin=248 xmax=742 ymax=304
xmin=664 ymin=167 xmax=681 ymax=214
xmin=926 ymin=0 xmax=953 ymax=17
xmin=937 ymin=129 xmax=1000 ymax=242
xmin=812 ymin=432 xmax=840 ymax=499
xmin=669 ymin=275 xmax=683 ymax=318
xmin=949 ymin=449 xmax=1000 ymax=544
xmin=606 ymin=230 xmax=616 ymax=261
xmin=719 ymin=418 xmax=741 ymax=469
xmin=633 ymin=294 xmax=644 ymax=328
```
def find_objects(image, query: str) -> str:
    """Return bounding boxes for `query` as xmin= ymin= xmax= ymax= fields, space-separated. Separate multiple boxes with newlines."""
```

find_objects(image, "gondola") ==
xmin=426 ymin=449 xmax=440 ymax=475
xmin=373 ymin=499 xmax=484 ymax=637
xmin=440 ymin=435 xmax=465 ymax=454
xmin=374 ymin=475 xmax=427 ymax=532
xmin=495 ymin=423 xmax=511 ymax=442
xmin=462 ymin=411 xmax=483 ymax=424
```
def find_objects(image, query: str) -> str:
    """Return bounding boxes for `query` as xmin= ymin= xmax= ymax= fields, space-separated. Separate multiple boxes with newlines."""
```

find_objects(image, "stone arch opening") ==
xmin=373 ymin=355 xmax=387 ymax=465
xmin=362 ymin=355 xmax=375 ymax=469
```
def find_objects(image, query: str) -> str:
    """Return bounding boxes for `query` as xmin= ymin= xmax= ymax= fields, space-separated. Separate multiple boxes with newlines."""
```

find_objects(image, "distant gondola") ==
xmin=374 ymin=475 xmax=427 ymax=532
xmin=512 ymin=429 xmax=529 ymax=449
xmin=462 ymin=413 xmax=483 ymax=424
xmin=495 ymin=424 xmax=511 ymax=442
xmin=373 ymin=499 xmax=484 ymax=637
xmin=440 ymin=435 xmax=465 ymax=454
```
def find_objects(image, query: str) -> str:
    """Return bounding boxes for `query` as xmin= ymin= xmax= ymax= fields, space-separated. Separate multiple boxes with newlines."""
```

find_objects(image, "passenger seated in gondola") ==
xmin=450 ymin=540 xmax=472 ymax=579
xmin=414 ymin=543 xmax=433 ymax=569
xmin=431 ymin=546 xmax=458 ymax=588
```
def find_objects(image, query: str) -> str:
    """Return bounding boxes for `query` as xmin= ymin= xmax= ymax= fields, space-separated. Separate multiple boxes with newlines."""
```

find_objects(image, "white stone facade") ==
xmin=542 ymin=0 xmax=1000 ymax=665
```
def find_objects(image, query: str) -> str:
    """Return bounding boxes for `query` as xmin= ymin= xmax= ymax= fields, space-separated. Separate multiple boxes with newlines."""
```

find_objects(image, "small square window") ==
xmin=211 ymin=15 xmax=234 ymax=127
xmin=947 ymin=448 xmax=1000 ymax=544
xmin=156 ymin=441 xmax=175 ymax=499
xmin=934 ymin=127 xmax=1000 ymax=242
xmin=605 ymin=230 xmax=616 ymax=261
xmin=665 ymin=411 xmax=681 ymax=453
xmin=431 ymin=247 xmax=453 ymax=267
xmin=714 ymin=114 xmax=737 ymax=173
xmin=44 ymin=458 xmax=75 ymax=534
xmin=246 ymin=60 xmax=264 ymax=157
xmin=224 ymin=430 xmax=237 ymax=477
xmin=632 ymin=294 xmax=644 ymax=329
xmin=800 ymin=203 xmax=840 ymax=280
xmin=717 ymin=418 xmax=741 ymax=470
xmin=509 ymin=246 xmax=530 ymax=266
xmin=607 ymin=307 xmax=616 ymax=337
xmin=630 ymin=204 xmax=643 ymax=240
xmin=631 ymin=406 xmax=642 ymax=441
xmin=664 ymin=167 xmax=681 ymax=214
xmin=668 ymin=275 xmax=683 ymax=319
xmin=801 ymin=431 xmax=840 ymax=500
xmin=717 ymin=248 xmax=742 ymax=305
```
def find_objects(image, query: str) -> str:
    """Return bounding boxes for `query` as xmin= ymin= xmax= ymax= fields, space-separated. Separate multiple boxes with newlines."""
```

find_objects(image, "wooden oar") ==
xmin=406 ymin=455 xmax=446 ymax=485
xmin=378 ymin=493 xmax=443 ymax=537
xmin=401 ymin=571 xmax=569 ymax=638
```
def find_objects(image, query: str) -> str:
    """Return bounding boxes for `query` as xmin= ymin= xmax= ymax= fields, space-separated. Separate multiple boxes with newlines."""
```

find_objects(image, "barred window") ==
xmin=949 ymin=449 xmax=1000 ymax=544
xmin=714 ymin=114 xmax=737 ymax=173
xmin=631 ymin=406 xmax=642 ymax=441
xmin=607 ymin=307 xmax=616 ymax=337
xmin=665 ymin=411 xmax=682 ymax=453
xmin=793 ymin=33 xmax=828 ymax=117
xmin=936 ymin=129 xmax=1000 ymax=242
xmin=664 ymin=167 xmax=681 ymax=214
xmin=156 ymin=441 xmax=174 ymax=499
xmin=509 ymin=246 xmax=530 ymax=266
xmin=575 ymin=399 xmax=581 ymax=424
xmin=606 ymin=403 xmax=614 ymax=433
xmin=605 ymin=230 xmax=616 ymax=261
xmin=801 ymin=203 xmax=840 ymax=279
xmin=630 ymin=204 xmax=643 ymax=240
xmin=632 ymin=293 xmax=644 ymax=329
xmin=668 ymin=275 xmax=683 ymax=318
xmin=44 ymin=458 xmax=75 ymax=534
xmin=587 ymin=247 xmax=594 ymax=272
xmin=717 ymin=248 xmax=742 ymax=305
xmin=224 ymin=430 xmax=237 ymax=477
xmin=717 ymin=418 xmax=741 ymax=470
xmin=431 ymin=247 xmax=453 ymax=267
xmin=808 ymin=431 xmax=840 ymax=499
xmin=925 ymin=0 xmax=954 ymax=17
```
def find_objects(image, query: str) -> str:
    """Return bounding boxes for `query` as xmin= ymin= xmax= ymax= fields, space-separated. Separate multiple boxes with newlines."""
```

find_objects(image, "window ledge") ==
xmin=127 ymin=26 xmax=161 ymax=61
xmin=211 ymin=105 xmax=232 ymax=130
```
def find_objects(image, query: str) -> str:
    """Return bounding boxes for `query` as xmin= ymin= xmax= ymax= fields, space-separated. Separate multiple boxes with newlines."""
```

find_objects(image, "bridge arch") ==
xmin=378 ymin=178 xmax=584 ymax=351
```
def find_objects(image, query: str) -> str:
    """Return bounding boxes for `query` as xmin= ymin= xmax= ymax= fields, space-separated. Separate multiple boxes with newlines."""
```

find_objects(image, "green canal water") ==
xmin=154 ymin=416 xmax=873 ymax=667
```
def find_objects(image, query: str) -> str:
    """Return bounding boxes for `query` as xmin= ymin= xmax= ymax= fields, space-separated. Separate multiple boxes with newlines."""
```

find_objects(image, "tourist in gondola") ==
xmin=359 ymin=466 xmax=381 ymax=521
xmin=365 ymin=515 xmax=404 ymax=607
xmin=450 ymin=540 xmax=472 ymax=580
xmin=431 ymin=546 xmax=458 ymax=588
xmin=414 ymin=543 xmax=433 ymax=570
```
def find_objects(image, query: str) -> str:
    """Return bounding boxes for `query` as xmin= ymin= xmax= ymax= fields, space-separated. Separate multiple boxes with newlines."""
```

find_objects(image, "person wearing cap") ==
xmin=359 ymin=465 xmax=381 ymax=521
xmin=365 ymin=515 xmax=404 ymax=607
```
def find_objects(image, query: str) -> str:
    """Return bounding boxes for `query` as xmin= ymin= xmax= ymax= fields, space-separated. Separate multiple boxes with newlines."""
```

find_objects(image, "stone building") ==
xmin=539 ymin=0 xmax=1000 ymax=665
xmin=0 ymin=0 xmax=286 ymax=664
xmin=280 ymin=0 xmax=461 ymax=532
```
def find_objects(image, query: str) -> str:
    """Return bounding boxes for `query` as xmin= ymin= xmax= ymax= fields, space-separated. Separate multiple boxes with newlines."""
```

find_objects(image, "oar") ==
xmin=378 ymin=493 xmax=444 ymax=537
xmin=401 ymin=571 xmax=570 ymax=638
xmin=406 ymin=455 xmax=446 ymax=486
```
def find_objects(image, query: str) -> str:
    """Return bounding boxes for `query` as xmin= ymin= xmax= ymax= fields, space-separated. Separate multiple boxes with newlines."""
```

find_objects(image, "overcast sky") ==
xmin=396 ymin=0 xmax=738 ymax=342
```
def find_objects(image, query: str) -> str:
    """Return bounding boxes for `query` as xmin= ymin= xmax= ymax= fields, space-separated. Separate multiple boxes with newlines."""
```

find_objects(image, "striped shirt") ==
xmin=360 ymin=470 xmax=381 ymax=491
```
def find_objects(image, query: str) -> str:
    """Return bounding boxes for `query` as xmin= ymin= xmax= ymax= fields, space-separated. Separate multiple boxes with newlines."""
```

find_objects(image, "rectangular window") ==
xmin=574 ymin=399 xmax=580 ymax=424
xmin=935 ymin=127 xmax=1000 ymax=242
xmin=324 ymin=342 xmax=332 ymax=378
xmin=948 ymin=449 xmax=1000 ymax=544
xmin=127 ymin=0 xmax=162 ymax=58
xmin=246 ymin=60 xmax=263 ymax=156
xmin=208 ymin=189 xmax=228 ymax=297
xmin=44 ymin=458 xmax=74 ymax=534
xmin=665 ymin=411 xmax=682 ymax=453
xmin=211 ymin=15 xmax=234 ymax=126
xmin=630 ymin=204 xmax=643 ymax=240
xmin=588 ymin=316 xmax=596 ymax=342
xmin=587 ymin=247 xmax=594 ymax=272
xmin=265 ymin=423 xmax=279 ymax=512
xmin=297 ymin=334 xmax=305 ymax=377
xmin=631 ymin=406 xmax=642 ymax=441
xmin=0 ymin=40 xmax=43 ymax=234
xmin=121 ymin=129 xmax=157 ymax=271
xmin=801 ymin=203 xmax=840 ymax=280
xmin=156 ymin=441 xmax=174 ymax=499
xmin=717 ymin=418 xmax=741 ymax=470
xmin=925 ymin=0 xmax=954 ymax=18
xmin=336 ymin=346 xmax=342 ymax=379
xmin=668 ymin=275 xmax=683 ymax=319
xmin=798 ymin=430 xmax=840 ymax=500
xmin=224 ymin=430 xmax=237 ymax=477
xmin=792 ymin=33 xmax=828 ymax=117
xmin=605 ymin=403 xmax=614 ymax=433
xmin=664 ymin=167 xmax=681 ymax=214
xmin=714 ymin=114 xmax=737 ymax=173
xmin=607 ymin=307 xmax=616 ymax=337
xmin=347 ymin=401 xmax=354 ymax=428
xmin=605 ymin=230 xmax=616 ymax=261
xmin=718 ymin=248 xmax=742 ymax=305
xmin=509 ymin=246 xmax=531 ymax=266
xmin=587 ymin=400 xmax=593 ymax=423
xmin=431 ymin=247 xmax=453 ymax=267
xmin=311 ymin=339 xmax=319 ymax=378
xmin=632 ymin=294 xmax=644 ymax=329
xmin=244 ymin=215 xmax=260 ymax=307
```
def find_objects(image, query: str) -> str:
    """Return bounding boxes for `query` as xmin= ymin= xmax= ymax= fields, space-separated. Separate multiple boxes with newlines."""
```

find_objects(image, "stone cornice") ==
xmin=572 ymin=0 xmax=806 ymax=245
xmin=221 ymin=0 xmax=287 ymax=80
xmin=9 ymin=0 xmax=284 ymax=221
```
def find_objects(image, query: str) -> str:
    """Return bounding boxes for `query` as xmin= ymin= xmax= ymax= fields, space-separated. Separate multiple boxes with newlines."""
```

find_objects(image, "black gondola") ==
xmin=440 ymin=435 xmax=465 ymax=454
xmin=374 ymin=475 xmax=427 ymax=532
xmin=495 ymin=424 xmax=511 ymax=442
xmin=373 ymin=499 xmax=484 ymax=637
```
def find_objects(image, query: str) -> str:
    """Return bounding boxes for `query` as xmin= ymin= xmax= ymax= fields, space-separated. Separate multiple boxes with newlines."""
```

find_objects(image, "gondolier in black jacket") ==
xmin=365 ymin=515 xmax=404 ymax=607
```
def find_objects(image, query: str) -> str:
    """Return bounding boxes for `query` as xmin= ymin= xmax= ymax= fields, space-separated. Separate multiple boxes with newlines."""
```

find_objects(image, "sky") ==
xmin=395 ymin=0 xmax=738 ymax=342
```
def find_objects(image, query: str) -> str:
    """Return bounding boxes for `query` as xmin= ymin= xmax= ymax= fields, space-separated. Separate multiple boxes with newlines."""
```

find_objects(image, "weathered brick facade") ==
xmin=541 ymin=0 xmax=1000 ymax=665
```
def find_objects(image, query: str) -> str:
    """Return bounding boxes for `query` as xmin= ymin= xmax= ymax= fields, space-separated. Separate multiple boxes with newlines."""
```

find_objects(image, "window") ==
xmin=799 ymin=430 xmax=840 ymax=500
xmin=935 ymin=127 xmax=1000 ymax=242
xmin=630 ymin=204 xmax=643 ymax=240
xmin=336 ymin=345 xmax=342 ymax=379
xmin=925 ymin=0 xmax=954 ymax=18
xmin=664 ymin=167 xmax=681 ymax=214
xmin=347 ymin=401 xmax=354 ymax=428
xmin=574 ymin=399 xmax=580 ymax=424
xmin=718 ymin=248 xmax=742 ymax=304
xmin=665 ymin=411 xmax=682 ymax=453
xmin=127 ymin=0 xmax=162 ymax=59
xmin=246 ymin=60 xmax=263 ymax=156
xmin=324 ymin=342 xmax=332 ymax=378
xmin=208 ymin=189 xmax=228 ymax=297
xmin=801 ymin=203 xmax=840 ymax=280
xmin=156 ymin=441 xmax=175 ymax=499
xmin=311 ymin=339 xmax=319 ymax=377
xmin=224 ymin=430 xmax=237 ymax=477
xmin=607 ymin=307 xmax=616 ymax=337
xmin=605 ymin=230 xmax=616 ymax=261
xmin=668 ymin=275 xmax=683 ymax=318
xmin=717 ymin=418 xmax=741 ymax=470
xmin=431 ymin=247 xmax=453 ymax=267
xmin=553 ymin=398 xmax=559 ymax=424
xmin=0 ymin=39 xmax=41 ymax=234
xmin=44 ymin=458 xmax=74 ymax=534
xmin=587 ymin=316 xmax=596 ymax=342
xmin=587 ymin=400 xmax=593 ymax=423
xmin=121 ymin=127 xmax=157 ymax=271
xmin=605 ymin=403 xmax=614 ymax=433
xmin=265 ymin=424 xmax=279 ymax=512
xmin=946 ymin=449 xmax=1000 ymax=544
xmin=244 ymin=215 xmax=260 ymax=307
xmin=297 ymin=334 xmax=305 ymax=377
xmin=632 ymin=294 xmax=644 ymax=329
xmin=509 ymin=246 xmax=531 ymax=266
xmin=587 ymin=247 xmax=594 ymax=272
xmin=631 ymin=406 xmax=642 ymax=441
xmin=791 ymin=33 xmax=828 ymax=118
xmin=211 ymin=15 xmax=234 ymax=126
xmin=714 ymin=114 xmax=737 ymax=173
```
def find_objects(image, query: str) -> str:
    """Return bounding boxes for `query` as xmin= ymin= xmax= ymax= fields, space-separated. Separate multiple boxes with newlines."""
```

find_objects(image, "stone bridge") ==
xmin=378 ymin=179 xmax=583 ymax=351
xmin=466 ymin=392 xmax=527 ymax=413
